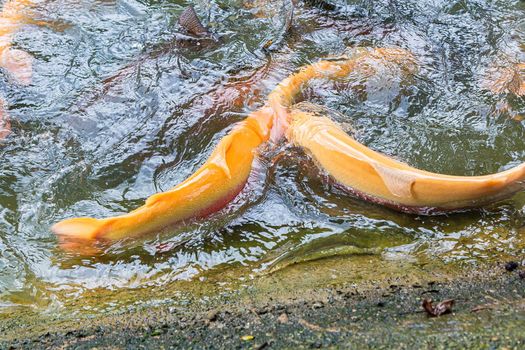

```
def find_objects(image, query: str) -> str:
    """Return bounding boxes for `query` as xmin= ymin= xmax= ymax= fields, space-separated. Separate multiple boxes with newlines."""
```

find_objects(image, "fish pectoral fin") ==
xmin=372 ymin=162 xmax=416 ymax=199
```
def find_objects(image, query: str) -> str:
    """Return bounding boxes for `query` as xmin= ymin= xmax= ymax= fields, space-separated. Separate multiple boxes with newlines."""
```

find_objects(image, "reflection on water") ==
xmin=1 ymin=0 xmax=525 ymax=311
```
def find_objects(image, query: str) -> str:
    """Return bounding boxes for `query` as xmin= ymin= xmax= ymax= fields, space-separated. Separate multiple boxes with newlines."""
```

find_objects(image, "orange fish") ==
xmin=0 ymin=0 xmax=33 ymax=85
xmin=268 ymin=48 xmax=525 ymax=213
xmin=52 ymin=107 xmax=273 ymax=247
xmin=483 ymin=62 xmax=525 ymax=97
xmin=287 ymin=106 xmax=525 ymax=214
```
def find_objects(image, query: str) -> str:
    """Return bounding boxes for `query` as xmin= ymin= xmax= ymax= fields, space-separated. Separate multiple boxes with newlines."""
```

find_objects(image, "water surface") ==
xmin=1 ymin=0 xmax=525 ymax=311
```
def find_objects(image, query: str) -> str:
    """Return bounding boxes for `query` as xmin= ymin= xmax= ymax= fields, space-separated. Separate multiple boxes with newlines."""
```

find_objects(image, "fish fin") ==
xmin=208 ymin=133 xmax=233 ymax=179
xmin=145 ymin=183 xmax=188 ymax=206
xmin=372 ymin=162 xmax=416 ymax=199
xmin=144 ymin=191 xmax=168 ymax=207
xmin=51 ymin=217 xmax=106 ymax=241
xmin=269 ymin=107 xmax=290 ymax=143
xmin=178 ymin=6 xmax=209 ymax=37
xmin=245 ymin=106 xmax=274 ymax=140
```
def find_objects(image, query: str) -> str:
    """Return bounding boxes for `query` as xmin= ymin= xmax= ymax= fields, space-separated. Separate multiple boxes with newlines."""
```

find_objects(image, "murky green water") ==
xmin=1 ymin=0 xmax=525 ymax=311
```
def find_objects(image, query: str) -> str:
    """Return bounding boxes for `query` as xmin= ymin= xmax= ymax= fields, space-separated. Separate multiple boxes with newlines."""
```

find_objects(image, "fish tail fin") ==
xmin=51 ymin=217 xmax=106 ymax=241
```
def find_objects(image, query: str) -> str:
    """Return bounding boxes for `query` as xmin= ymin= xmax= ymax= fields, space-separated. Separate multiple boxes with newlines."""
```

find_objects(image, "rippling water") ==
xmin=1 ymin=0 xmax=525 ymax=310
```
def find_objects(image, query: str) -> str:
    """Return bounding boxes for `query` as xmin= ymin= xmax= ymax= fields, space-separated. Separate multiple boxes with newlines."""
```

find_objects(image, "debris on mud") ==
xmin=298 ymin=319 xmax=339 ymax=333
xmin=206 ymin=310 xmax=218 ymax=322
xmin=277 ymin=313 xmax=289 ymax=324
xmin=422 ymin=299 xmax=455 ymax=317
xmin=504 ymin=261 xmax=519 ymax=272
xmin=471 ymin=303 xmax=497 ymax=313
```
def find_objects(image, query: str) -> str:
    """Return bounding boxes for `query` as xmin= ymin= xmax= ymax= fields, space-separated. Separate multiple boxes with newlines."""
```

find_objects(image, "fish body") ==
xmin=52 ymin=107 xmax=273 ymax=244
xmin=287 ymin=108 xmax=525 ymax=213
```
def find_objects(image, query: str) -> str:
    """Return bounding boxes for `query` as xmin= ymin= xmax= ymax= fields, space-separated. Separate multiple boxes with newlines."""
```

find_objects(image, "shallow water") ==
xmin=1 ymin=0 xmax=525 ymax=311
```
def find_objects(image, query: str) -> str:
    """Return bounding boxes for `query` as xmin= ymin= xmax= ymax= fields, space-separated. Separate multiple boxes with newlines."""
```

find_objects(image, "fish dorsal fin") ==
xmin=145 ymin=190 xmax=170 ymax=207
xmin=372 ymin=161 xmax=416 ymax=199
xmin=508 ymin=67 xmax=525 ymax=96
xmin=178 ymin=6 xmax=209 ymax=37
xmin=208 ymin=133 xmax=233 ymax=179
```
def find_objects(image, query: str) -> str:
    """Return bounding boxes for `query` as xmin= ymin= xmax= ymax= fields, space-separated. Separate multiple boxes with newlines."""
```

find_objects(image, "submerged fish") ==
xmin=0 ymin=0 xmax=33 ymax=85
xmin=483 ymin=62 xmax=525 ymax=97
xmin=52 ymin=107 xmax=274 ymax=247
xmin=0 ymin=47 xmax=32 ymax=85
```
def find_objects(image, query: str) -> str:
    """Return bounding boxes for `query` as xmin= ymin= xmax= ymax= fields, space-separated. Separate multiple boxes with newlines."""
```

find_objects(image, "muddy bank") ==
xmin=1 ymin=256 xmax=525 ymax=349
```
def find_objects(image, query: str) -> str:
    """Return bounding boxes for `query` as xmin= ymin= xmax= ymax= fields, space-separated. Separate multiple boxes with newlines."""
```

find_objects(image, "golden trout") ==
xmin=52 ymin=107 xmax=273 ymax=246
xmin=267 ymin=48 xmax=525 ymax=213
xmin=287 ymin=107 xmax=525 ymax=214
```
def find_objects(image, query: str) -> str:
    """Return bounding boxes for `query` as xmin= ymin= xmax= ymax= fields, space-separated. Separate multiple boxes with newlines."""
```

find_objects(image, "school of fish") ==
xmin=2 ymin=1 xmax=525 ymax=252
